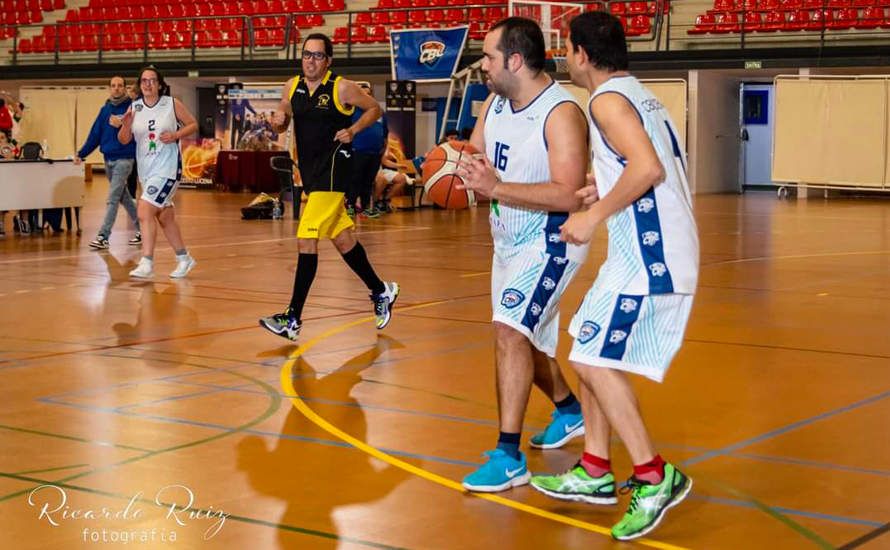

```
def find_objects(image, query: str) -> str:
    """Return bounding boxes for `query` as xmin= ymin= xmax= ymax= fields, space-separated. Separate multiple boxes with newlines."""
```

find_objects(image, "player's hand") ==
xmin=456 ymin=155 xmax=499 ymax=198
xmin=577 ymin=173 xmax=599 ymax=209
xmin=73 ymin=156 xmax=83 ymax=165
xmin=334 ymin=127 xmax=355 ymax=143
xmin=108 ymin=114 xmax=123 ymax=128
xmin=120 ymin=108 xmax=134 ymax=127
xmin=159 ymin=131 xmax=178 ymax=144
xmin=560 ymin=211 xmax=597 ymax=245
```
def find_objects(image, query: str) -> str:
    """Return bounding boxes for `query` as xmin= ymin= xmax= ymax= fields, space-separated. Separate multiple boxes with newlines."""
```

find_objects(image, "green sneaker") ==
xmin=530 ymin=462 xmax=618 ymax=505
xmin=611 ymin=463 xmax=692 ymax=541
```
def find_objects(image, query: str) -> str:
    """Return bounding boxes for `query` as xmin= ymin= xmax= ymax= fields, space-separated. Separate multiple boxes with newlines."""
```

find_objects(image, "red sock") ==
xmin=580 ymin=452 xmax=611 ymax=478
xmin=633 ymin=454 xmax=666 ymax=484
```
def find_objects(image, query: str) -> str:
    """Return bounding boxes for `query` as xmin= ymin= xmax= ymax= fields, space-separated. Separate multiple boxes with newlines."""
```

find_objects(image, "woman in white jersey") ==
xmin=118 ymin=66 xmax=198 ymax=279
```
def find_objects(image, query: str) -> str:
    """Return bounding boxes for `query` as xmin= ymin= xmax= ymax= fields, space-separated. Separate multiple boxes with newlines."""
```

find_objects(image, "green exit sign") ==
xmin=744 ymin=60 xmax=762 ymax=70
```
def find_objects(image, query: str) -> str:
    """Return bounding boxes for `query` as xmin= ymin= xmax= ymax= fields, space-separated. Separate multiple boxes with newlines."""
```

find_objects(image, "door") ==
xmin=740 ymin=83 xmax=775 ymax=189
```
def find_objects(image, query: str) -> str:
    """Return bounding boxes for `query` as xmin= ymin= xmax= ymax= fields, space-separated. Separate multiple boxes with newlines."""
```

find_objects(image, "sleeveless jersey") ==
xmin=483 ymin=80 xmax=588 ymax=263
xmin=132 ymin=96 xmax=179 ymax=181
xmin=588 ymin=75 xmax=699 ymax=295
xmin=289 ymin=70 xmax=355 ymax=192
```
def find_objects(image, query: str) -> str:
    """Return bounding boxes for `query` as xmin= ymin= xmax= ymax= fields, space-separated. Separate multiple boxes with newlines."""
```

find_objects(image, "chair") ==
xmin=20 ymin=142 xmax=43 ymax=160
xmin=688 ymin=13 xmax=716 ymax=33
xmin=270 ymin=155 xmax=301 ymax=219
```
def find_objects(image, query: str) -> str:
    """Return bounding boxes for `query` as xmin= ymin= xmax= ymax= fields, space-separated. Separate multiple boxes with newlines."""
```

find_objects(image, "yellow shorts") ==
xmin=296 ymin=191 xmax=354 ymax=239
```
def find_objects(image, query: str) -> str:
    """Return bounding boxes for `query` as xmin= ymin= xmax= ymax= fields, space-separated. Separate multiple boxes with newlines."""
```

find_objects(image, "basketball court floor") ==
xmin=0 ymin=178 xmax=887 ymax=549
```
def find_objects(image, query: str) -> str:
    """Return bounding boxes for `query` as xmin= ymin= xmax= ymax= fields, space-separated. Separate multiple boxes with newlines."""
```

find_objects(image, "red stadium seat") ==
xmin=855 ymin=5 xmax=884 ymax=28
xmin=688 ymin=13 xmax=715 ymax=33
xmin=367 ymin=24 xmax=386 ymax=42
xmin=626 ymin=14 xmax=651 ymax=34
xmin=828 ymin=6 xmax=857 ymax=28
xmin=714 ymin=11 xmax=740 ymax=32
xmin=743 ymin=10 xmax=762 ymax=31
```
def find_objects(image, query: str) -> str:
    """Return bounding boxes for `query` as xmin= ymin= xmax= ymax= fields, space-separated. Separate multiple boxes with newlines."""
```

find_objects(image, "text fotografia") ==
xmin=27 ymin=484 xmax=227 ymax=542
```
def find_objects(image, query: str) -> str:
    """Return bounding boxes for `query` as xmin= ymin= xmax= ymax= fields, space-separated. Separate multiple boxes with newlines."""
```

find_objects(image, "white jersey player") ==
xmin=456 ymin=17 xmax=592 ymax=494
xmin=119 ymin=66 xmax=199 ymax=279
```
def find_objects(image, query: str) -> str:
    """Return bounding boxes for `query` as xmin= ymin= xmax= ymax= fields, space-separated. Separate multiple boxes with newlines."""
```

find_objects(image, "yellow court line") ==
xmin=279 ymin=300 xmax=690 ymax=550
xmin=458 ymin=271 xmax=491 ymax=279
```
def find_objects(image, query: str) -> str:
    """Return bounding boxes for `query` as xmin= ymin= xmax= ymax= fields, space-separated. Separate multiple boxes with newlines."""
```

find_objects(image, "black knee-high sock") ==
xmin=288 ymin=253 xmax=318 ymax=320
xmin=341 ymin=242 xmax=385 ymax=295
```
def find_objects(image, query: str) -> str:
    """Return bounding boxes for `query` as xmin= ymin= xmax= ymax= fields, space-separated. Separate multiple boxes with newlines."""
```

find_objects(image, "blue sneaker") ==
xmin=462 ymin=449 xmax=531 ymax=492
xmin=529 ymin=410 xmax=585 ymax=450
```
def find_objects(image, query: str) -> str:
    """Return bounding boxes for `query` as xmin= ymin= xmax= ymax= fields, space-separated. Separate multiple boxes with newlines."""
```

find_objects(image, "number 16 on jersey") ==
xmin=494 ymin=141 xmax=510 ymax=171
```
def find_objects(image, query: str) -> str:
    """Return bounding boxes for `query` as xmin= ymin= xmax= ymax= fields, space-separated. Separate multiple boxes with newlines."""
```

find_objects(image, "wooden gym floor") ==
xmin=0 ymin=178 xmax=887 ymax=549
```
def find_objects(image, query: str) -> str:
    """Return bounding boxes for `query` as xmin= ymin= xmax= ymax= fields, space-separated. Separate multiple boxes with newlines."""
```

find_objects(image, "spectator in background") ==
xmin=346 ymin=82 xmax=387 ymax=219
xmin=75 ymin=76 xmax=141 ymax=250
xmin=0 ymin=91 xmax=24 ymax=140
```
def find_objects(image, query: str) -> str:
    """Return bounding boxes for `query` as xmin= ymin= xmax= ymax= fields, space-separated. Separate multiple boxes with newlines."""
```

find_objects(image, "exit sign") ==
xmin=744 ymin=60 xmax=762 ymax=70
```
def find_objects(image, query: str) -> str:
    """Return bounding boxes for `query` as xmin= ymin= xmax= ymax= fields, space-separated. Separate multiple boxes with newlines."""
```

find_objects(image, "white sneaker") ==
xmin=169 ymin=255 xmax=196 ymax=278
xmin=129 ymin=258 xmax=154 ymax=279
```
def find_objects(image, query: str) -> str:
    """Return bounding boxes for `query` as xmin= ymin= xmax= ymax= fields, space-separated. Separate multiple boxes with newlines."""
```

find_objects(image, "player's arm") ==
xmin=118 ymin=106 xmax=134 ymax=144
xmin=334 ymin=79 xmax=382 ymax=143
xmin=460 ymin=101 xmax=588 ymax=212
xmin=561 ymin=93 xmax=665 ymax=245
xmin=272 ymin=79 xmax=294 ymax=134
xmin=165 ymin=98 xmax=198 ymax=143
xmin=467 ymin=94 xmax=493 ymax=152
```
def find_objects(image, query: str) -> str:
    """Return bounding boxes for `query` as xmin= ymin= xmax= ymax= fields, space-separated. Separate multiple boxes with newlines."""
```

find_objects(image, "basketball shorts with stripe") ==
xmin=491 ymin=247 xmax=581 ymax=357
xmin=568 ymin=284 xmax=694 ymax=382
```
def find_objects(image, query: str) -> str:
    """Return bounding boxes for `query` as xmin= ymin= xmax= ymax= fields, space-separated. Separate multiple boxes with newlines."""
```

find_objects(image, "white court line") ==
xmin=0 ymin=225 xmax=432 ymax=266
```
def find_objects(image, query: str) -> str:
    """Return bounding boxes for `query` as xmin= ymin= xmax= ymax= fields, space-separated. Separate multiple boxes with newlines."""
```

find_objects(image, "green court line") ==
xmin=13 ymin=464 xmax=89 ymax=476
xmin=698 ymin=472 xmax=834 ymax=549
xmin=0 ymin=365 xmax=282 ymax=506
xmin=0 ymin=423 xmax=153 ymax=453
xmin=0 ymin=472 xmax=407 ymax=550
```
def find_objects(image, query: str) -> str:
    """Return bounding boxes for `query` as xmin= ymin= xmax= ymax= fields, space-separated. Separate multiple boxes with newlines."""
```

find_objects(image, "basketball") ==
xmin=422 ymin=141 xmax=482 ymax=209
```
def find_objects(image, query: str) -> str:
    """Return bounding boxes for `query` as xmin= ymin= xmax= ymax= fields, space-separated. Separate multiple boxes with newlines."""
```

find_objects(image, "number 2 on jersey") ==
xmin=494 ymin=141 xmax=510 ymax=171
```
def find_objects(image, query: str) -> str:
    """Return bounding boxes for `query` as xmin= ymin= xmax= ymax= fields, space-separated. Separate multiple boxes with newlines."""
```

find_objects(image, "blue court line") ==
xmin=682 ymin=389 xmax=890 ymax=467
xmin=732 ymin=452 xmax=890 ymax=478
xmin=35 ymin=395 xmax=883 ymax=530
xmin=690 ymin=494 xmax=884 ymax=528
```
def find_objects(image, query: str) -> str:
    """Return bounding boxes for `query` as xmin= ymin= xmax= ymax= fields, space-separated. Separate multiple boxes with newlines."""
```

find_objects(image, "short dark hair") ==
xmin=569 ymin=12 xmax=628 ymax=72
xmin=303 ymin=33 xmax=333 ymax=58
xmin=111 ymin=75 xmax=126 ymax=85
xmin=490 ymin=17 xmax=546 ymax=74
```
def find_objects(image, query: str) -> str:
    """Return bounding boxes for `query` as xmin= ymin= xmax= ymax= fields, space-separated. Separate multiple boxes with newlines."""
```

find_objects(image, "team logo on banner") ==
xmin=419 ymin=41 xmax=446 ymax=67
xmin=390 ymin=26 xmax=469 ymax=82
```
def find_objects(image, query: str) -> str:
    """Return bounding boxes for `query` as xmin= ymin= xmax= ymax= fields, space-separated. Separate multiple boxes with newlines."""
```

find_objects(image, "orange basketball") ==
xmin=422 ymin=140 xmax=482 ymax=209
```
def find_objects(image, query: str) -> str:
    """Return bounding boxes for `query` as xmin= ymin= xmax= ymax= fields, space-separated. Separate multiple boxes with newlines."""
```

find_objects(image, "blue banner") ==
xmin=390 ymin=26 xmax=469 ymax=82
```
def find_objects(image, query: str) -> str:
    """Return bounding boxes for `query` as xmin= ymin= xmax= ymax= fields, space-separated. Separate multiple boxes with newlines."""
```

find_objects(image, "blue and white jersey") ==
xmin=132 ymin=96 xmax=180 ymax=182
xmin=483 ymin=80 xmax=588 ymax=263
xmin=588 ymin=76 xmax=699 ymax=295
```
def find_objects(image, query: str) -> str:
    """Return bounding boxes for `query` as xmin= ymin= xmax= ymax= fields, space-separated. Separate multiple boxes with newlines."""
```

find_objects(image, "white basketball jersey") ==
xmin=483 ymin=80 xmax=588 ymax=263
xmin=588 ymin=75 xmax=699 ymax=295
xmin=133 ymin=96 xmax=179 ymax=181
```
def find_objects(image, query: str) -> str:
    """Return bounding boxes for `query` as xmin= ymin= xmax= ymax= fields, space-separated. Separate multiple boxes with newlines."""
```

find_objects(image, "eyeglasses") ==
xmin=141 ymin=78 xmax=158 ymax=84
xmin=302 ymin=51 xmax=327 ymax=61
